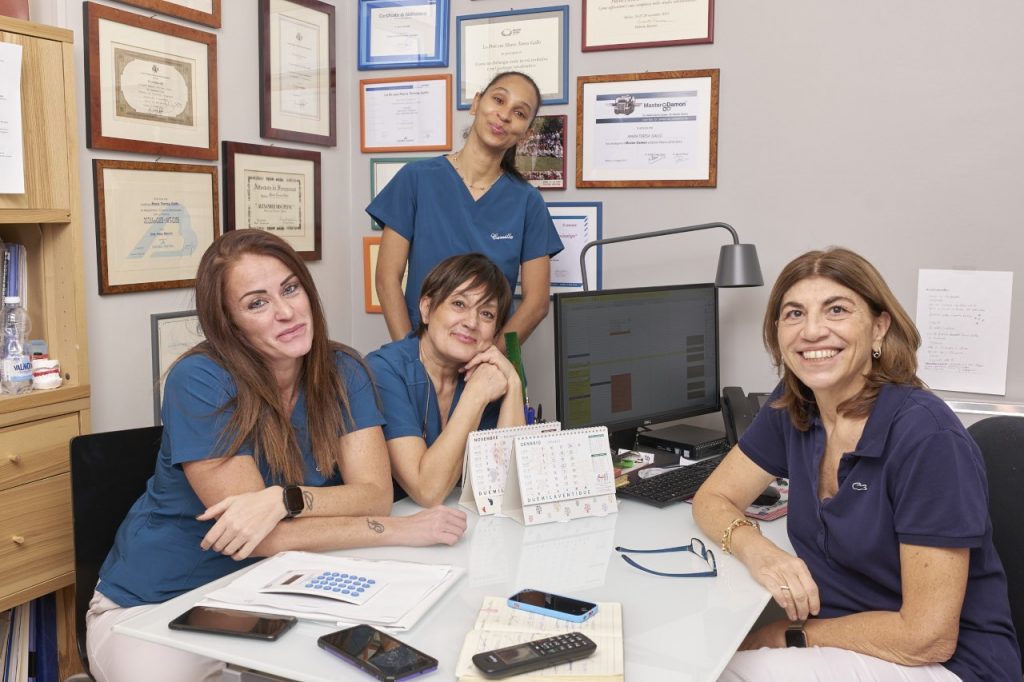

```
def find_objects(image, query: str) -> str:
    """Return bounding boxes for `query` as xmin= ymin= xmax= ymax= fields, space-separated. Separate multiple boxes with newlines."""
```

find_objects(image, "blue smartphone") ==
xmin=507 ymin=589 xmax=598 ymax=623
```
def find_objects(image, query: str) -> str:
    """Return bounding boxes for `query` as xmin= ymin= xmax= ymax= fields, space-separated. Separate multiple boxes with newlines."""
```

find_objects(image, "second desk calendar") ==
xmin=506 ymin=427 xmax=619 ymax=526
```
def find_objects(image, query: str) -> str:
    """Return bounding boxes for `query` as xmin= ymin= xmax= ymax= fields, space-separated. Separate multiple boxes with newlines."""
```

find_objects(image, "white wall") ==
xmin=52 ymin=1 xmax=1024 ymax=431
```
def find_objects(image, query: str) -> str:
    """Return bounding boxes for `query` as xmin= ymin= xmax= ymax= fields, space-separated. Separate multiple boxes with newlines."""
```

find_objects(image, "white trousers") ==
xmin=719 ymin=647 xmax=962 ymax=682
xmin=86 ymin=590 xmax=224 ymax=682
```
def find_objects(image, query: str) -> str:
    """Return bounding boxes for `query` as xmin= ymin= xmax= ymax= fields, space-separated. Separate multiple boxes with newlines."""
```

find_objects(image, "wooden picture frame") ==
xmin=456 ymin=5 xmax=569 ymax=109
xmin=222 ymin=141 xmax=322 ymax=260
xmin=581 ymin=0 xmax=713 ymax=51
xmin=360 ymin=73 xmax=452 ymax=152
xmin=110 ymin=0 xmax=222 ymax=28
xmin=259 ymin=0 xmax=337 ymax=146
xmin=357 ymin=0 xmax=450 ymax=70
xmin=151 ymin=310 xmax=205 ymax=424
xmin=363 ymin=236 xmax=383 ymax=313
xmin=370 ymin=157 xmax=426 ymax=230
xmin=515 ymin=114 xmax=567 ymax=191
xmin=84 ymin=1 xmax=218 ymax=160
xmin=93 ymin=159 xmax=218 ymax=295
xmin=576 ymin=70 xmax=719 ymax=188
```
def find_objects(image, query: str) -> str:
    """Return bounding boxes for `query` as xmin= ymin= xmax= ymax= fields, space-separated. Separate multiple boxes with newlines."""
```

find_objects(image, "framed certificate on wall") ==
xmin=358 ymin=0 xmax=449 ymax=69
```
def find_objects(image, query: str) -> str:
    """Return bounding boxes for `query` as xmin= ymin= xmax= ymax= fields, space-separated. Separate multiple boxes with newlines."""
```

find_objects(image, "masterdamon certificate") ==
xmin=581 ymin=76 xmax=714 ymax=182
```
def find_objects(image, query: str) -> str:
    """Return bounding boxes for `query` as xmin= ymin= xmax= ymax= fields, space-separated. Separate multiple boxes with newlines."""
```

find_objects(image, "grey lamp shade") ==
xmin=715 ymin=243 xmax=763 ymax=287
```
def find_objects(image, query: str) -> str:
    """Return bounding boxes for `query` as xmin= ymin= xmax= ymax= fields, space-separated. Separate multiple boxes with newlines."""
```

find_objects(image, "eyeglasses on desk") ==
xmin=614 ymin=537 xmax=717 ymax=578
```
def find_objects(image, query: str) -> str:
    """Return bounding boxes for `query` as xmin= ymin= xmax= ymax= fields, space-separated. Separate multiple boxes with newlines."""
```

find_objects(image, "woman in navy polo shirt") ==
xmin=695 ymin=247 xmax=1019 ymax=681
xmin=86 ymin=231 xmax=467 ymax=682
xmin=367 ymin=253 xmax=525 ymax=507
xmin=367 ymin=70 xmax=563 ymax=348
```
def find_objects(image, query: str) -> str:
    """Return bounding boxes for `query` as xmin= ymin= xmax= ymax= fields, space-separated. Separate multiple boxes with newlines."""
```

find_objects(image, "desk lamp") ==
xmin=578 ymin=222 xmax=763 ymax=291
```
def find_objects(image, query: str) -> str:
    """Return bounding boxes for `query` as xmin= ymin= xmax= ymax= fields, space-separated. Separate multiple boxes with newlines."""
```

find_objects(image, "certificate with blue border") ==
xmin=456 ymin=5 xmax=569 ymax=109
xmin=358 ymin=0 xmax=449 ymax=70
xmin=514 ymin=202 xmax=602 ymax=298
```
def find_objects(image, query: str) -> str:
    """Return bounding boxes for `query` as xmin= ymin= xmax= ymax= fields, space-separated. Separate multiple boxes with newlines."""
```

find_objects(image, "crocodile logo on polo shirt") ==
xmin=852 ymin=482 xmax=868 ymax=491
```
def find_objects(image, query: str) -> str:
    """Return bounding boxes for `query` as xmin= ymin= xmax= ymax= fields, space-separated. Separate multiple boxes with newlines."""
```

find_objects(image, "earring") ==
xmin=872 ymin=348 xmax=881 ymax=359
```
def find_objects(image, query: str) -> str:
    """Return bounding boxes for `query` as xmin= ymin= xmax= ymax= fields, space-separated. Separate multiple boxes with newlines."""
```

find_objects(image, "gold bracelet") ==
xmin=721 ymin=517 xmax=760 ymax=555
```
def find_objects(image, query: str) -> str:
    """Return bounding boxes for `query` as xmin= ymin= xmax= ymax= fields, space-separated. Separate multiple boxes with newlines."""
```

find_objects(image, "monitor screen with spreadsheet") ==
xmin=553 ymin=284 xmax=720 ymax=435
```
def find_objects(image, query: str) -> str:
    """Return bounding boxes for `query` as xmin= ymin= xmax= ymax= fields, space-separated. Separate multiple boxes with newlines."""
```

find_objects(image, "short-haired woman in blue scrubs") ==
xmin=367 ymin=71 xmax=563 ymax=348
xmin=367 ymin=253 xmax=525 ymax=507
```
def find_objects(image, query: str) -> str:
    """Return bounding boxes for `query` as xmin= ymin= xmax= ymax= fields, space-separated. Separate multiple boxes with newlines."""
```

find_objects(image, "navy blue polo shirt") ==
xmin=740 ymin=383 xmax=1020 ymax=681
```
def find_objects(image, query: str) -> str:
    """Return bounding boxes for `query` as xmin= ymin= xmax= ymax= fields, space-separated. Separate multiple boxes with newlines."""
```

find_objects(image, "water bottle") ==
xmin=1 ymin=296 xmax=32 ymax=395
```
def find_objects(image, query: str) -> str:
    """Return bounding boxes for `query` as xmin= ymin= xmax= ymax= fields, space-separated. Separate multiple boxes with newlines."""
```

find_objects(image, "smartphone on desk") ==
xmin=167 ymin=606 xmax=296 ymax=641
xmin=318 ymin=624 xmax=438 ymax=681
xmin=507 ymin=589 xmax=598 ymax=623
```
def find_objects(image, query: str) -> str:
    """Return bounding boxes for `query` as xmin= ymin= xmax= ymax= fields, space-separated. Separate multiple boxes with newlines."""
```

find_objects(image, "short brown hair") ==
xmin=416 ymin=253 xmax=512 ymax=338
xmin=762 ymin=246 xmax=924 ymax=431
xmin=189 ymin=229 xmax=360 ymax=483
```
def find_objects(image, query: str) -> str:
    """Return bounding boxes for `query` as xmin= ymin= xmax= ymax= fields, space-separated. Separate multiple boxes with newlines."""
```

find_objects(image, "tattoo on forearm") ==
xmin=367 ymin=518 xmax=385 ymax=534
xmin=302 ymin=490 xmax=314 ymax=511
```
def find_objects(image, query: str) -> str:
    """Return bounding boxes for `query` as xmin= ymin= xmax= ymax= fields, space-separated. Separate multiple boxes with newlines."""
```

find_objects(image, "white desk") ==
xmin=114 ymin=498 xmax=791 ymax=681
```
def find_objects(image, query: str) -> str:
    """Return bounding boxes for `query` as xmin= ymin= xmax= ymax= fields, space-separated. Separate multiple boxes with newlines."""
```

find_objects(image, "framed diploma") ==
xmin=84 ymin=2 xmax=218 ymax=160
xmin=577 ymin=70 xmax=719 ymax=188
xmin=259 ymin=0 xmax=337 ymax=146
xmin=370 ymin=157 xmax=427 ymax=230
xmin=358 ymin=0 xmax=449 ymax=70
xmin=360 ymin=74 xmax=452 ymax=152
xmin=515 ymin=114 xmax=567 ymax=190
xmin=456 ymin=5 xmax=569 ymax=109
xmin=546 ymin=202 xmax=602 ymax=295
xmin=150 ymin=310 xmax=205 ymax=424
xmin=93 ymin=159 xmax=219 ymax=295
xmin=223 ymin=141 xmax=322 ymax=261
xmin=110 ymin=0 xmax=222 ymax=28
xmin=582 ymin=0 xmax=713 ymax=51
xmin=363 ymin=236 xmax=384 ymax=313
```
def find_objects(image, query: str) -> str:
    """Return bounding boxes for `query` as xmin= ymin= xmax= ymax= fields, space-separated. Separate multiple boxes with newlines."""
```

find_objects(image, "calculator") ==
xmin=259 ymin=569 xmax=386 ymax=606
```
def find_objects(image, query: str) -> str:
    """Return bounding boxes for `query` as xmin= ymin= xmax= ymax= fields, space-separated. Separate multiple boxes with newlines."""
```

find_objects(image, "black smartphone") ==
xmin=167 ymin=606 xmax=296 ymax=641
xmin=507 ymin=589 xmax=598 ymax=623
xmin=318 ymin=624 xmax=438 ymax=681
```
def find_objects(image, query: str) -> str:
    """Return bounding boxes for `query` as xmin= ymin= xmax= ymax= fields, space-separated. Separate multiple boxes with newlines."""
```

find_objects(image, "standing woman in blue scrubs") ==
xmin=367 ymin=253 xmax=524 ymax=507
xmin=86 ymin=231 xmax=467 ymax=682
xmin=694 ymin=247 xmax=1019 ymax=681
xmin=367 ymin=71 xmax=563 ymax=346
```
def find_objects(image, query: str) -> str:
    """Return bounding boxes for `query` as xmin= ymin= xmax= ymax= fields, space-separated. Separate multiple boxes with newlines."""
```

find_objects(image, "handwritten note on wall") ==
xmin=916 ymin=269 xmax=1013 ymax=395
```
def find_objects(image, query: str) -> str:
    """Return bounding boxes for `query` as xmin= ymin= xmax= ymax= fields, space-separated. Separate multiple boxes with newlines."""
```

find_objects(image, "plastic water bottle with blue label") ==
xmin=1 ymin=296 xmax=32 ymax=395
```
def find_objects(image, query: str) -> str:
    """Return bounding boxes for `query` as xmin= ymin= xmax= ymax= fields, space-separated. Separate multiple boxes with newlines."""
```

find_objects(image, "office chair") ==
xmin=966 ymin=416 xmax=1024 ymax=675
xmin=67 ymin=426 xmax=163 ymax=681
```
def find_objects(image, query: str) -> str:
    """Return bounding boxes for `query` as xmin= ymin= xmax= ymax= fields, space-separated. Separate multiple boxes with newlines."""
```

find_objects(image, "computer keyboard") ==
xmin=617 ymin=456 xmax=724 ymax=508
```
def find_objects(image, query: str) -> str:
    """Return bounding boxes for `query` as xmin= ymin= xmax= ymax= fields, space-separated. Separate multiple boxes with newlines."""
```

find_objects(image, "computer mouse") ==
xmin=753 ymin=486 xmax=781 ymax=507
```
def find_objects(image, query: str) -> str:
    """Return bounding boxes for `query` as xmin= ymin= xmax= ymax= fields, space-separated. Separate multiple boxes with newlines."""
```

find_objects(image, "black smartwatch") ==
xmin=785 ymin=619 xmax=807 ymax=648
xmin=282 ymin=485 xmax=304 ymax=518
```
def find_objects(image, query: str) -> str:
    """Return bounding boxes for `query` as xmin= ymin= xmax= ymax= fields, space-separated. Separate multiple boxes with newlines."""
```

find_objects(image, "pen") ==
xmin=536 ymin=403 xmax=543 ymax=423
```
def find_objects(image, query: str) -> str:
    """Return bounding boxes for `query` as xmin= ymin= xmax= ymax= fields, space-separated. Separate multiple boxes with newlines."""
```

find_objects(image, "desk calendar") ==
xmin=501 ymin=426 xmax=618 ymax=526
xmin=460 ymin=422 xmax=561 ymax=515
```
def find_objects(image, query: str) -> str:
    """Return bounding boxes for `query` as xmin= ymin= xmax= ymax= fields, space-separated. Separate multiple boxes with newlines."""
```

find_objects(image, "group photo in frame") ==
xmin=84 ymin=1 xmax=218 ymax=160
xmin=360 ymin=73 xmax=452 ymax=152
xmin=576 ymin=69 xmax=719 ymax=188
xmin=222 ymin=141 xmax=322 ymax=260
xmin=259 ymin=0 xmax=337 ymax=146
xmin=581 ymin=0 xmax=713 ymax=51
xmin=545 ymin=202 xmax=602 ymax=295
xmin=150 ymin=310 xmax=205 ymax=424
xmin=369 ymin=157 xmax=426 ymax=229
xmin=110 ymin=0 xmax=222 ymax=28
xmin=456 ymin=5 xmax=569 ymax=109
xmin=93 ymin=159 xmax=218 ymax=295
xmin=357 ymin=0 xmax=449 ymax=70
xmin=515 ymin=114 xmax=567 ymax=190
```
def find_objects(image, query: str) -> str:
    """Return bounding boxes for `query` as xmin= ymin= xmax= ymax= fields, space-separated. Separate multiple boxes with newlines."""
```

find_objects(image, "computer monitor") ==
xmin=553 ymin=283 xmax=720 ymax=442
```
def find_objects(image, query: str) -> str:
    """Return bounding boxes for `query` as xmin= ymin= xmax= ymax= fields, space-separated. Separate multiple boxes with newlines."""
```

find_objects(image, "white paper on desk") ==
xmin=0 ymin=42 xmax=25 ymax=194
xmin=916 ymin=269 xmax=1013 ymax=394
xmin=199 ymin=551 xmax=463 ymax=630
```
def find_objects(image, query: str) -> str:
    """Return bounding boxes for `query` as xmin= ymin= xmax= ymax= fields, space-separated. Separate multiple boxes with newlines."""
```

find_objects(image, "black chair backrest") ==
xmin=967 ymin=415 xmax=1024 ymax=671
xmin=69 ymin=426 xmax=162 ymax=677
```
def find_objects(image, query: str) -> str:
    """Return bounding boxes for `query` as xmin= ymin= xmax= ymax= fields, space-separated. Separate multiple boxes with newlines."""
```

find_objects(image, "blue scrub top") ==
xmin=97 ymin=351 xmax=386 ymax=607
xmin=740 ymin=382 xmax=1021 ymax=681
xmin=366 ymin=156 xmax=564 ymax=328
xmin=366 ymin=335 xmax=500 ymax=500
